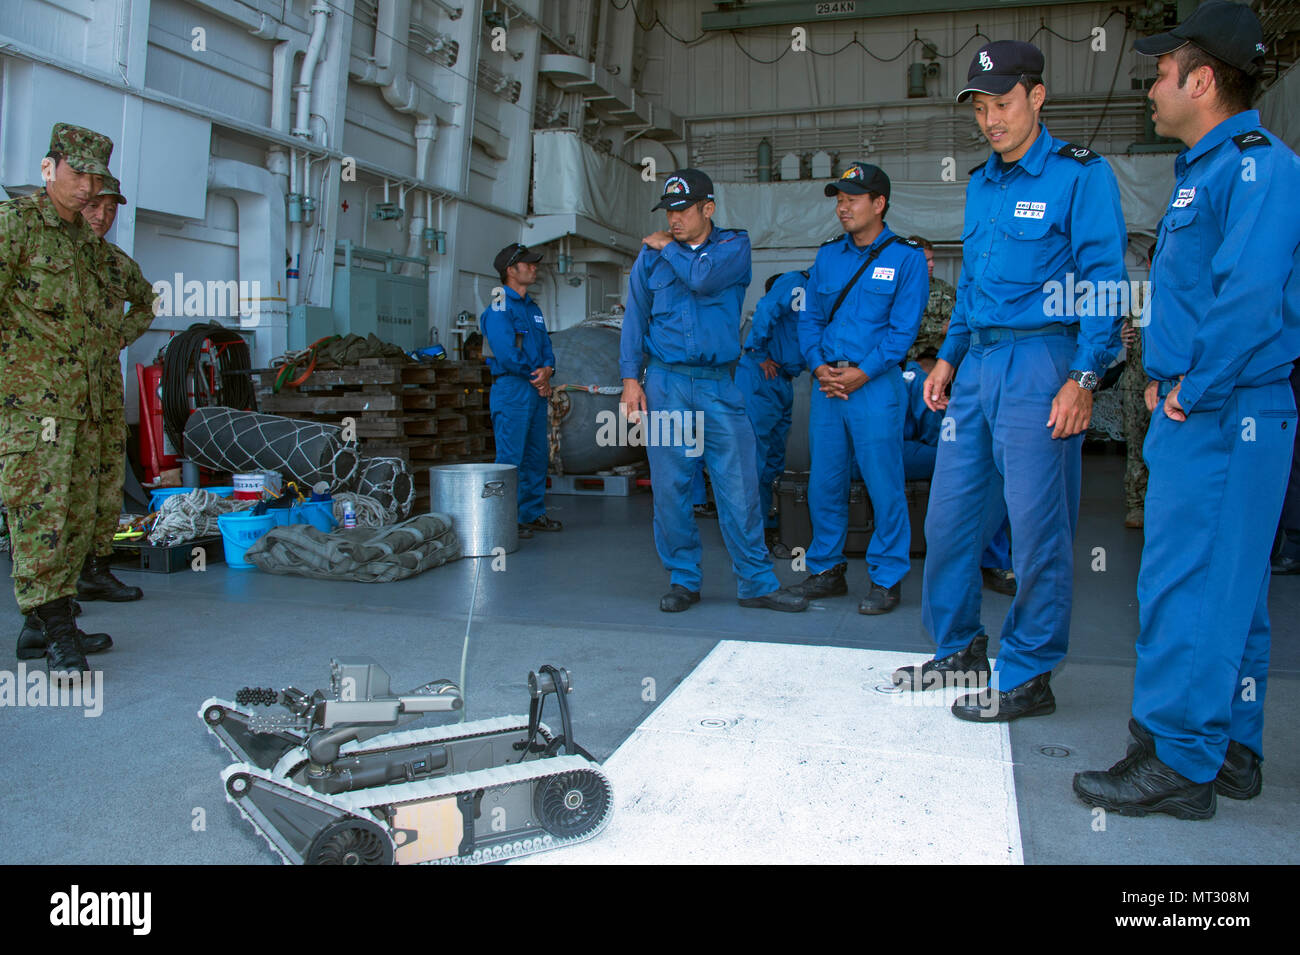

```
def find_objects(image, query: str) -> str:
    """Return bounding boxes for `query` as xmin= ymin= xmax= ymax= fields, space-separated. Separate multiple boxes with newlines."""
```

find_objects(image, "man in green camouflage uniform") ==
xmin=906 ymin=235 xmax=955 ymax=361
xmin=75 ymin=174 xmax=156 ymax=603
xmin=1120 ymin=314 xmax=1150 ymax=528
xmin=0 ymin=124 xmax=118 ymax=674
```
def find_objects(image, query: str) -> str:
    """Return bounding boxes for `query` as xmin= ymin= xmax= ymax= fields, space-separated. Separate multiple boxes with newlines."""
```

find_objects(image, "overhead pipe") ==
xmin=294 ymin=3 xmax=331 ymax=139
xmin=186 ymin=0 xmax=303 ymax=41
xmin=208 ymin=158 xmax=288 ymax=367
xmin=372 ymin=0 xmax=448 ymax=154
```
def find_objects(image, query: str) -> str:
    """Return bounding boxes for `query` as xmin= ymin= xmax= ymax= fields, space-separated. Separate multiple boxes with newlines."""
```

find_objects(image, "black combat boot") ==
xmin=892 ymin=634 xmax=991 ymax=691
xmin=16 ymin=613 xmax=113 ymax=660
xmin=1073 ymin=720 xmax=1216 ymax=820
xmin=76 ymin=554 xmax=143 ymax=602
xmin=34 ymin=598 xmax=89 ymax=676
xmin=1215 ymin=740 xmax=1262 ymax=800
xmin=788 ymin=562 xmax=848 ymax=599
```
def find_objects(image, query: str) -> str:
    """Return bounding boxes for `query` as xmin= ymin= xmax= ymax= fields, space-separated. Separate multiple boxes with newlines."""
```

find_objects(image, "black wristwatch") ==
xmin=1069 ymin=370 xmax=1099 ymax=391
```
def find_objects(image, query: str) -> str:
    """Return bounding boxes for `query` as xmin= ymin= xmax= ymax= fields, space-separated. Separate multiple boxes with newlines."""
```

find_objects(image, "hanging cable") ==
xmin=1087 ymin=20 xmax=1131 ymax=148
xmin=161 ymin=322 xmax=257 ymax=457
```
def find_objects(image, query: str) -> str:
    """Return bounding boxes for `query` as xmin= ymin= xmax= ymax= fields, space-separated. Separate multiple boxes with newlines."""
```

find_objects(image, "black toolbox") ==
xmin=776 ymin=471 xmax=930 ymax=558
xmin=112 ymin=534 xmax=226 ymax=574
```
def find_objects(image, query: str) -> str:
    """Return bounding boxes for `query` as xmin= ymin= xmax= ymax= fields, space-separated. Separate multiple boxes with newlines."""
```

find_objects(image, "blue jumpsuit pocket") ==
xmin=997 ymin=219 xmax=1051 ymax=284
xmin=1155 ymin=208 xmax=1200 ymax=291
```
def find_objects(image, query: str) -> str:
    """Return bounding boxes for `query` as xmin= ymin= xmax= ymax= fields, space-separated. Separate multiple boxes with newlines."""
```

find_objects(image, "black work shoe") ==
xmin=516 ymin=523 xmax=535 ymax=539
xmin=524 ymin=515 xmax=563 ymax=532
xmin=1271 ymin=555 xmax=1300 ymax=575
xmin=17 ymin=614 xmax=112 ymax=660
xmin=981 ymin=567 xmax=1017 ymax=596
xmin=76 ymin=554 xmax=143 ymax=602
xmin=952 ymin=672 xmax=1056 ymax=723
xmin=1215 ymin=740 xmax=1262 ymax=800
xmin=858 ymin=581 xmax=901 ymax=615
xmin=1073 ymin=720 xmax=1216 ymax=820
xmin=34 ymin=598 xmax=89 ymax=676
xmin=693 ymin=501 xmax=717 ymax=519
xmin=789 ymin=562 xmax=847 ymax=599
xmin=660 ymin=584 xmax=701 ymax=612
xmin=738 ymin=588 xmax=808 ymax=613
xmin=892 ymin=634 xmax=990 ymax=691
xmin=765 ymin=528 xmax=793 ymax=560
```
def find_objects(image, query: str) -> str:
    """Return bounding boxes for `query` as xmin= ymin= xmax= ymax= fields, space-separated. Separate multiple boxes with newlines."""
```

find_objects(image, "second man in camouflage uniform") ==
xmin=77 ymin=174 xmax=156 ymax=601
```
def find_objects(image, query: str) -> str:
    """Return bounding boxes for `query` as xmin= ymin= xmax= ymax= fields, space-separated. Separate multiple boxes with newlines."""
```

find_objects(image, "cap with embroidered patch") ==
xmin=653 ymin=169 xmax=715 ymax=211
xmin=825 ymin=162 xmax=890 ymax=198
xmin=47 ymin=123 xmax=114 ymax=178
xmin=956 ymin=41 xmax=1045 ymax=103
xmin=97 ymin=173 xmax=127 ymax=205
xmin=1133 ymin=0 xmax=1265 ymax=75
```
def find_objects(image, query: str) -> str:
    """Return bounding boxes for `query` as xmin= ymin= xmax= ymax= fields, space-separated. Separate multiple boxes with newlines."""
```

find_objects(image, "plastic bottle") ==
xmin=342 ymin=500 xmax=357 ymax=528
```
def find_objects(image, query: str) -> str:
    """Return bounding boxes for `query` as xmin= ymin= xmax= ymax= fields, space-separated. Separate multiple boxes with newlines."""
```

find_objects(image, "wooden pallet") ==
xmin=251 ymin=357 xmax=494 ymax=467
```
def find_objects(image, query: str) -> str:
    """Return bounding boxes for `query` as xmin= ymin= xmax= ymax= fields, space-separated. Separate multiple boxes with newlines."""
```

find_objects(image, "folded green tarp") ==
xmin=244 ymin=512 xmax=461 ymax=582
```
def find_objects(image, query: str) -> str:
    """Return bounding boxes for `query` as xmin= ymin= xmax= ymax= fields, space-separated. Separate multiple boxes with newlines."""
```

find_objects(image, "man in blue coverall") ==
xmin=892 ymin=41 xmax=1128 ymax=718
xmin=481 ymin=243 xmax=562 ymax=538
xmin=619 ymin=169 xmax=806 ymax=614
xmin=792 ymin=162 xmax=928 ymax=614
xmin=1075 ymin=1 xmax=1299 ymax=819
xmin=739 ymin=270 xmax=807 ymax=557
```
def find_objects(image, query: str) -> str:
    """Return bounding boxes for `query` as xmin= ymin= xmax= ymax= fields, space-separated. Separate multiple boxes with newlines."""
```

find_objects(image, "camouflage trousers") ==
xmin=0 ymin=412 xmax=103 ymax=612
xmin=93 ymin=403 xmax=128 ymax=557
xmin=1120 ymin=352 xmax=1151 ymax=512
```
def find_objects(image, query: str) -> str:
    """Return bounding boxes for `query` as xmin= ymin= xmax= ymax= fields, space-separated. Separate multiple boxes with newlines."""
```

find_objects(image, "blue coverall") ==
xmin=798 ymin=227 xmax=928 ymax=588
xmin=1135 ymin=110 xmax=1300 ymax=781
xmin=737 ymin=270 xmax=807 ymax=528
xmin=481 ymin=286 xmax=554 ymax=524
xmin=620 ymin=226 xmax=781 ymax=599
xmin=922 ymin=124 xmax=1128 ymax=691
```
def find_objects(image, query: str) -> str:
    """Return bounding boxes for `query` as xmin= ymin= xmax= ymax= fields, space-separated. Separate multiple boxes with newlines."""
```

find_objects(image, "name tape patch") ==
xmin=872 ymin=266 xmax=895 ymax=281
xmin=1013 ymin=201 xmax=1046 ymax=219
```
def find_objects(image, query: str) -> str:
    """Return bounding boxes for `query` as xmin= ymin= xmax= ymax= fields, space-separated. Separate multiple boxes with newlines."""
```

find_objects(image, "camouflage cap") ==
xmin=48 ymin=123 xmax=114 ymax=178
xmin=97 ymin=173 xmax=128 ymax=205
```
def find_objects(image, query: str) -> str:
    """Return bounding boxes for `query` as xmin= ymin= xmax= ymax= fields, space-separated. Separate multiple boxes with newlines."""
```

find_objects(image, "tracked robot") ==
xmin=200 ymin=660 xmax=611 ymax=864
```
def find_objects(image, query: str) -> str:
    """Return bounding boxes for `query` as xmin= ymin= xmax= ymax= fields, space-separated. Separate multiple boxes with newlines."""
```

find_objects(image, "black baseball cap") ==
xmin=825 ymin=162 xmax=890 ymax=199
xmin=493 ymin=243 xmax=543 ymax=274
xmin=956 ymin=40 xmax=1045 ymax=102
xmin=1133 ymin=0 xmax=1266 ymax=75
xmin=653 ymin=169 xmax=715 ymax=210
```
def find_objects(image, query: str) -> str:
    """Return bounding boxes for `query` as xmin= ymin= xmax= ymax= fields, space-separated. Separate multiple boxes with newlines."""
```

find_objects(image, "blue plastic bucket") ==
xmin=290 ymin=500 xmax=337 ymax=533
xmin=217 ymin=512 xmax=276 ymax=568
xmin=268 ymin=508 xmax=294 ymax=527
xmin=150 ymin=487 xmax=195 ymax=511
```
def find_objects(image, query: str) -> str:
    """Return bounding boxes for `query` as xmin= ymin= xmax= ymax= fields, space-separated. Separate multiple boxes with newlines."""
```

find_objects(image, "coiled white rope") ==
xmin=149 ymin=490 xmax=256 ymax=544
xmin=329 ymin=492 xmax=390 ymax=527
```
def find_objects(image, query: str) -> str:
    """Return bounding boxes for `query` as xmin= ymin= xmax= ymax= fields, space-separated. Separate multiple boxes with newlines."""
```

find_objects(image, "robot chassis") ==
xmin=200 ymin=659 xmax=612 ymax=865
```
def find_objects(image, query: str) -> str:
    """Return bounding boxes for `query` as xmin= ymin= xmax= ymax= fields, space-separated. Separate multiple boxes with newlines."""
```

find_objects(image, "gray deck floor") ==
xmin=0 ymin=454 xmax=1294 ymax=864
